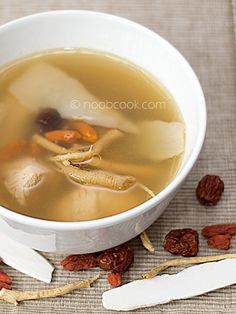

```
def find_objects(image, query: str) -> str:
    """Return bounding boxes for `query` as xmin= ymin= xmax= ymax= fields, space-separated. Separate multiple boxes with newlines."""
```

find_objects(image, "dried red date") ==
xmin=36 ymin=108 xmax=63 ymax=133
xmin=61 ymin=253 xmax=98 ymax=271
xmin=196 ymin=175 xmax=224 ymax=206
xmin=61 ymin=243 xmax=134 ymax=279
xmin=97 ymin=243 xmax=134 ymax=273
xmin=164 ymin=228 xmax=199 ymax=257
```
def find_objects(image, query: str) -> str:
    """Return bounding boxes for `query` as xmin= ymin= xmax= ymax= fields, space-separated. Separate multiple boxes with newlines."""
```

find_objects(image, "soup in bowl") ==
xmin=0 ymin=11 xmax=206 ymax=253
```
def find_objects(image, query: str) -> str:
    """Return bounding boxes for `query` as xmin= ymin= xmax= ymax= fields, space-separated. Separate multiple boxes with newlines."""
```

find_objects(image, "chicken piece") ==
xmin=9 ymin=62 xmax=137 ymax=133
xmin=4 ymin=158 xmax=49 ymax=206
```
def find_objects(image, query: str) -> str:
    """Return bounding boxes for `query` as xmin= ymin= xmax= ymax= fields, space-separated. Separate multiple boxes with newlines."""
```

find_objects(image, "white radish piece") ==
xmin=0 ymin=232 xmax=54 ymax=283
xmin=9 ymin=62 xmax=137 ymax=133
xmin=4 ymin=158 xmax=49 ymax=206
xmin=137 ymin=120 xmax=185 ymax=161
xmin=0 ymin=96 xmax=34 ymax=147
xmin=103 ymin=258 xmax=236 ymax=311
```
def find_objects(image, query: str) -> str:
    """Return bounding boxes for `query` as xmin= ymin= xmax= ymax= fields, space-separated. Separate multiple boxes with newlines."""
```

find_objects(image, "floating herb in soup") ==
xmin=0 ymin=49 xmax=185 ymax=221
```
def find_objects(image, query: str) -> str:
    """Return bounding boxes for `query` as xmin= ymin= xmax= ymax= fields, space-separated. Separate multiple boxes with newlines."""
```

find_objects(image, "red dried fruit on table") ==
xmin=0 ymin=269 xmax=12 ymax=290
xmin=196 ymin=175 xmax=224 ymax=206
xmin=0 ymin=282 xmax=11 ymax=290
xmin=207 ymin=234 xmax=231 ymax=250
xmin=61 ymin=253 xmax=98 ymax=271
xmin=107 ymin=272 xmax=122 ymax=287
xmin=202 ymin=224 xmax=236 ymax=238
xmin=97 ymin=243 xmax=134 ymax=273
xmin=164 ymin=228 xmax=199 ymax=257
xmin=0 ymin=269 xmax=12 ymax=285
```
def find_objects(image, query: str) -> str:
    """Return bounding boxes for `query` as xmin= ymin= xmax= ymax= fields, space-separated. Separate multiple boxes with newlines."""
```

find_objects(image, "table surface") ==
xmin=0 ymin=0 xmax=236 ymax=313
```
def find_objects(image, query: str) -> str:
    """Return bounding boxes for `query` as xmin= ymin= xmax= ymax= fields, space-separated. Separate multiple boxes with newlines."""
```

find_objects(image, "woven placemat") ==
xmin=0 ymin=0 xmax=236 ymax=313
xmin=233 ymin=0 xmax=236 ymax=41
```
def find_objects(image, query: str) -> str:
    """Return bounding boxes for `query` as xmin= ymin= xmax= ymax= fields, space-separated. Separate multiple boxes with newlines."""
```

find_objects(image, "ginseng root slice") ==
xmin=140 ymin=232 xmax=155 ymax=252
xmin=141 ymin=253 xmax=236 ymax=279
xmin=57 ymin=163 xmax=136 ymax=190
xmin=0 ymin=274 xmax=100 ymax=305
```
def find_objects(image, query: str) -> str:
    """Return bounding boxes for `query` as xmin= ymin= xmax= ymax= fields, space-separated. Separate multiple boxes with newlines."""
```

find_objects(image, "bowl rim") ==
xmin=0 ymin=10 xmax=207 ymax=230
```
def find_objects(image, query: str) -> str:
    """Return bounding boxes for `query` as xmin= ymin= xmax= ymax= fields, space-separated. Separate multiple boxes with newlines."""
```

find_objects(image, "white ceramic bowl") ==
xmin=0 ymin=10 xmax=206 ymax=254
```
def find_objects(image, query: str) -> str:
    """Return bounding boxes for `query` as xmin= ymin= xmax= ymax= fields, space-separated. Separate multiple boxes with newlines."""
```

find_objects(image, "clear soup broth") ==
xmin=0 ymin=49 xmax=185 ymax=221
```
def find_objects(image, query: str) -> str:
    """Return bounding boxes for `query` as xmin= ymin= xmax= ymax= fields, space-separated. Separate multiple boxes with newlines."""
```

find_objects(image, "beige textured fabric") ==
xmin=234 ymin=0 xmax=236 ymax=40
xmin=0 ymin=0 xmax=236 ymax=313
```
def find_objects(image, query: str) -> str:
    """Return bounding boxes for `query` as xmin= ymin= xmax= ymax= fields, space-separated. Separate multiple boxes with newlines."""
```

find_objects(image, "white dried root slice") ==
xmin=4 ymin=158 xmax=49 ymax=206
xmin=0 ymin=273 xmax=99 ymax=305
xmin=138 ymin=120 xmax=185 ymax=161
xmin=0 ymin=232 xmax=54 ymax=284
xmin=9 ymin=62 xmax=137 ymax=133
xmin=142 ymin=254 xmax=236 ymax=279
xmin=103 ymin=258 xmax=236 ymax=311
xmin=139 ymin=231 xmax=155 ymax=252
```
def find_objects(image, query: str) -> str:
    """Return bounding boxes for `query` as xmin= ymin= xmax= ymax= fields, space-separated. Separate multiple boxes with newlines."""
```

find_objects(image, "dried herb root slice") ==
xmin=141 ymin=253 xmax=236 ymax=279
xmin=57 ymin=164 xmax=136 ymax=191
xmin=0 ymin=274 xmax=100 ymax=305
xmin=140 ymin=232 xmax=155 ymax=252
xmin=103 ymin=258 xmax=236 ymax=311
xmin=33 ymin=134 xmax=69 ymax=155
xmin=0 ymin=232 xmax=54 ymax=283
